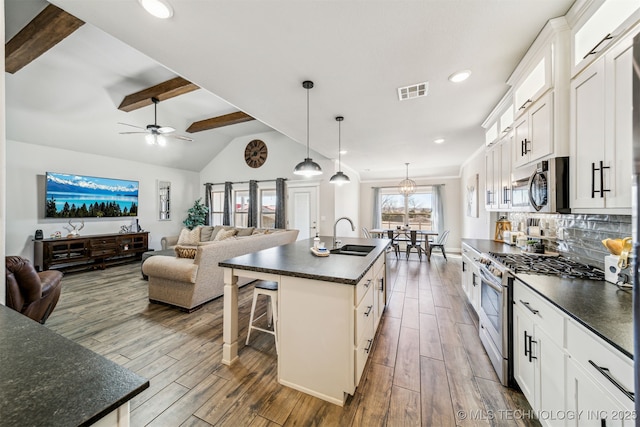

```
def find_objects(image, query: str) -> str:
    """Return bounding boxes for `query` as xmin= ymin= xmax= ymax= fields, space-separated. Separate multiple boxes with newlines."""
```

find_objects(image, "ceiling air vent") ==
xmin=397 ymin=82 xmax=428 ymax=101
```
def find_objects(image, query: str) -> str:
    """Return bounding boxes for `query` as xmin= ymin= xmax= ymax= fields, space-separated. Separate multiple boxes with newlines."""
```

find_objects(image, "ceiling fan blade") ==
xmin=171 ymin=134 xmax=194 ymax=142
xmin=119 ymin=131 xmax=148 ymax=135
xmin=157 ymin=126 xmax=175 ymax=134
xmin=118 ymin=122 xmax=146 ymax=130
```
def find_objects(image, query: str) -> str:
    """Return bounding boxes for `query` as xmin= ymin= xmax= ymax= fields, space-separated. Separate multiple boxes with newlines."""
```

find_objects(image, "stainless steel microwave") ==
xmin=510 ymin=157 xmax=570 ymax=213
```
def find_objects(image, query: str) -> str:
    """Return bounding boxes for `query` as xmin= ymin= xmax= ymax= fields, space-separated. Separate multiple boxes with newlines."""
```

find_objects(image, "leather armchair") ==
xmin=5 ymin=256 xmax=63 ymax=324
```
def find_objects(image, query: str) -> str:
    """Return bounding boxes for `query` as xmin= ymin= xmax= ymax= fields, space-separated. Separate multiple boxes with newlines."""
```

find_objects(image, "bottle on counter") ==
xmin=313 ymin=233 xmax=320 ymax=249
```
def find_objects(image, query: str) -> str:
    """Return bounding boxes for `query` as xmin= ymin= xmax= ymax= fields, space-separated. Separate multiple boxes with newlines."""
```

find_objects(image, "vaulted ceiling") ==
xmin=6 ymin=0 xmax=575 ymax=179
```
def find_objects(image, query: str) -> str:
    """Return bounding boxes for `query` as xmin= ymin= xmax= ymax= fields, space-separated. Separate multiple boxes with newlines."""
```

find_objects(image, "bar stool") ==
xmin=246 ymin=280 xmax=279 ymax=354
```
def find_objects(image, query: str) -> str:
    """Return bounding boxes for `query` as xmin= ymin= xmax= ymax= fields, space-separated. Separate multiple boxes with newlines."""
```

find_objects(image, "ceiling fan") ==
xmin=118 ymin=97 xmax=193 ymax=145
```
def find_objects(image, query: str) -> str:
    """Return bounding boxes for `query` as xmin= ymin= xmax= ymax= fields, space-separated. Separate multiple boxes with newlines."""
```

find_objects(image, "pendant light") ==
xmin=329 ymin=116 xmax=350 ymax=185
xmin=293 ymin=81 xmax=323 ymax=176
xmin=398 ymin=163 xmax=416 ymax=195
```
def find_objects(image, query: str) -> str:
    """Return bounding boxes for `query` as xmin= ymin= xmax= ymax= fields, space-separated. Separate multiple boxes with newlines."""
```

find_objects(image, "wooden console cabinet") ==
xmin=34 ymin=232 xmax=149 ymax=272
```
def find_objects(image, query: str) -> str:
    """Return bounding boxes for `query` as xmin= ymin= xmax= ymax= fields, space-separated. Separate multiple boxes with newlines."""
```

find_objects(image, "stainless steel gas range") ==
xmin=476 ymin=252 xmax=605 ymax=387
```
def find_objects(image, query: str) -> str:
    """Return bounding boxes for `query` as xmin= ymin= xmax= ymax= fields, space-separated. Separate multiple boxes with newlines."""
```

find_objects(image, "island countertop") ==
xmin=0 ymin=305 xmax=149 ymax=427
xmin=219 ymin=236 xmax=390 ymax=285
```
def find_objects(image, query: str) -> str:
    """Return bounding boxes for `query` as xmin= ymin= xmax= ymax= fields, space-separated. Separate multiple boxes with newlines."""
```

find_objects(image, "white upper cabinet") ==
xmin=570 ymin=0 xmax=640 ymax=77
xmin=507 ymin=17 xmax=571 ymax=170
xmin=569 ymin=25 xmax=635 ymax=212
xmin=485 ymin=122 xmax=498 ymax=147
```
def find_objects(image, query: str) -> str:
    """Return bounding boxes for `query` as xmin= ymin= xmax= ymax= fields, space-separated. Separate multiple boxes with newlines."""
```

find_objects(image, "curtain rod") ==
xmin=375 ymin=184 xmax=445 ymax=189
xmin=204 ymin=178 xmax=288 ymax=186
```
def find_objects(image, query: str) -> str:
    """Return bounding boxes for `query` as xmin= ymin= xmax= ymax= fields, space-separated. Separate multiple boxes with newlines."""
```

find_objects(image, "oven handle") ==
xmin=478 ymin=265 xmax=504 ymax=291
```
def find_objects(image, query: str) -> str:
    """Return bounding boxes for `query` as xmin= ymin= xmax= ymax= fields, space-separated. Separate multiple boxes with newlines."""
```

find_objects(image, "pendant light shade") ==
xmin=294 ymin=81 xmax=323 ymax=176
xmin=330 ymin=116 xmax=350 ymax=185
xmin=398 ymin=163 xmax=416 ymax=195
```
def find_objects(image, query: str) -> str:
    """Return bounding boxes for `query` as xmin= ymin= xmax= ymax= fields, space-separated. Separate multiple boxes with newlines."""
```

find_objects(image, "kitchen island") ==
xmin=0 ymin=304 xmax=149 ymax=427
xmin=219 ymin=236 xmax=389 ymax=405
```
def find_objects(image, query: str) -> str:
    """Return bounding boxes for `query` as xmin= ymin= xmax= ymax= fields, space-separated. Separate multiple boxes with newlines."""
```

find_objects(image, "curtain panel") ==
xmin=275 ymin=178 xmax=286 ymax=229
xmin=432 ymin=184 xmax=444 ymax=234
xmin=372 ymin=187 xmax=381 ymax=229
xmin=204 ymin=183 xmax=213 ymax=226
xmin=248 ymin=180 xmax=258 ymax=227
xmin=223 ymin=182 xmax=232 ymax=226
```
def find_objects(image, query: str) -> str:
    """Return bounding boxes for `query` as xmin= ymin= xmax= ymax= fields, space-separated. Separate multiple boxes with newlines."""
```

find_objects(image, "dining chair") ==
xmin=428 ymin=230 xmax=450 ymax=261
xmin=406 ymin=230 xmax=423 ymax=261
xmin=386 ymin=230 xmax=399 ymax=259
xmin=362 ymin=227 xmax=371 ymax=239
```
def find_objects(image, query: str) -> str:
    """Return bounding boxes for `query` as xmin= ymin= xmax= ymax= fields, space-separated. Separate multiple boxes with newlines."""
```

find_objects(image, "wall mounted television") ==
xmin=45 ymin=172 xmax=139 ymax=218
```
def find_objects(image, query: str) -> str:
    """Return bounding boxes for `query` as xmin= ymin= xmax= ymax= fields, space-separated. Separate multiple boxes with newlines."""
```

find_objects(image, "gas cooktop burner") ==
xmin=488 ymin=252 xmax=605 ymax=281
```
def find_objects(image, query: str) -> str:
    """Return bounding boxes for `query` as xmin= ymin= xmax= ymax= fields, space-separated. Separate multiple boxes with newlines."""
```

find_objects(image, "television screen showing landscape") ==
xmin=45 ymin=172 xmax=139 ymax=218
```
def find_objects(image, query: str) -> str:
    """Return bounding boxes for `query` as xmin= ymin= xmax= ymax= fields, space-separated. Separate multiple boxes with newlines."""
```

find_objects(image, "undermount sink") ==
xmin=329 ymin=244 xmax=376 ymax=256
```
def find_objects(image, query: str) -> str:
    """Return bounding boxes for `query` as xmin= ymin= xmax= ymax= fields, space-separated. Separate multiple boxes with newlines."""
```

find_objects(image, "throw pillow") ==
xmin=214 ymin=229 xmax=237 ymax=241
xmin=200 ymin=226 xmax=215 ymax=242
xmin=177 ymin=227 xmax=201 ymax=245
xmin=235 ymin=227 xmax=255 ymax=237
xmin=209 ymin=225 xmax=233 ymax=241
xmin=174 ymin=245 xmax=197 ymax=259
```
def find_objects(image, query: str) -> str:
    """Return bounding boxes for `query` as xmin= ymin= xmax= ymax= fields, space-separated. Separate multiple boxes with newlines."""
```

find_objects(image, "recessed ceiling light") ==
xmin=340 ymin=150 xmax=348 ymax=155
xmin=434 ymin=138 xmax=445 ymax=144
xmin=139 ymin=0 xmax=174 ymax=19
xmin=448 ymin=70 xmax=471 ymax=83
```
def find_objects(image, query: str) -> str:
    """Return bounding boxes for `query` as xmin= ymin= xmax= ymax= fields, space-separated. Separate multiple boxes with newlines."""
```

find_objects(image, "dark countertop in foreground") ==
xmin=220 ymin=236 xmax=390 ymax=285
xmin=462 ymin=239 xmax=633 ymax=360
xmin=0 ymin=305 xmax=149 ymax=427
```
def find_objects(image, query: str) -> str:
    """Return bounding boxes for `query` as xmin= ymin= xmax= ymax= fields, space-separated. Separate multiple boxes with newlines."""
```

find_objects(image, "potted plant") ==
xmin=183 ymin=198 xmax=209 ymax=230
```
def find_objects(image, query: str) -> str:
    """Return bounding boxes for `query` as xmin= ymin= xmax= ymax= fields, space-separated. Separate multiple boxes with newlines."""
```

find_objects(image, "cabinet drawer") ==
xmin=355 ymin=321 xmax=375 ymax=386
xmin=355 ymin=288 xmax=374 ymax=345
xmin=513 ymin=280 xmax=564 ymax=346
xmin=91 ymin=238 xmax=118 ymax=249
xmin=566 ymin=320 xmax=634 ymax=406
xmin=355 ymin=272 xmax=373 ymax=305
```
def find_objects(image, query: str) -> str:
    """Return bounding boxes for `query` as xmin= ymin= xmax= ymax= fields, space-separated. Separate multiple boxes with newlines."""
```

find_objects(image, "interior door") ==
xmin=287 ymin=186 xmax=318 ymax=241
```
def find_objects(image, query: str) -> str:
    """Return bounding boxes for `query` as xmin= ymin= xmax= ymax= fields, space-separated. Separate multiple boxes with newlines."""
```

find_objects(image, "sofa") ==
xmin=142 ymin=226 xmax=299 ymax=311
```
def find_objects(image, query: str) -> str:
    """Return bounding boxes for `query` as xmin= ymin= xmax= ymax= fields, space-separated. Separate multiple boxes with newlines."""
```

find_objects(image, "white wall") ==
xmin=460 ymin=145 xmax=494 ymax=240
xmin=6 ymin=140 xmax=200 ymax=260
xmin=199 ymin=130 xmax=338 ymax=236
xmin=333 ymin=162 xmax=360 ymax=238
xmin=360 ymin=176 xmax=462 ymax=253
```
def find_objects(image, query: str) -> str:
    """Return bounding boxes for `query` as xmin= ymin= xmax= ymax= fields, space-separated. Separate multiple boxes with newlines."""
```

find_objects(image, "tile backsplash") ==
xmin=506 ymin=212 xmax=632 ymax=269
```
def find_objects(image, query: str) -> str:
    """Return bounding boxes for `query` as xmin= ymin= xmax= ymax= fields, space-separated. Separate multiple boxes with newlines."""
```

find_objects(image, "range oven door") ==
xmin=477 ymin=266 xmax=510 ymax=385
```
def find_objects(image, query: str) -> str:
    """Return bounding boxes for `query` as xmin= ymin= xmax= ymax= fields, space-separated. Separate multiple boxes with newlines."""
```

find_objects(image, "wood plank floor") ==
xmin=45 ymin=253 xmax=540 ymax=427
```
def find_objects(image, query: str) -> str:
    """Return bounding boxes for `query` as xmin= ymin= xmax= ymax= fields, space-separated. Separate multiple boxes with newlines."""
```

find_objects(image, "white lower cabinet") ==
xmin=278 ymin=253 xmax=386 ymax=406
xmin=512 ymin=279 xmax=635 ymax=427
xmin=461 ymin=243 xmax=480 ymax=312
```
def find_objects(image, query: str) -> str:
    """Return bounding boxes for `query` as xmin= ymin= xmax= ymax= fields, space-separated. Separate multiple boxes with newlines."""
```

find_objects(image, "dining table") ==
xmin=369 ymin=228 xmax=438 ymax=258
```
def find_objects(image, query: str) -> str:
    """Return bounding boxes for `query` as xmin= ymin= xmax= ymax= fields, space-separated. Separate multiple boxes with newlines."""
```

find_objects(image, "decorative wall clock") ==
xmin=244 ymin=139 xmax=268 ymax=168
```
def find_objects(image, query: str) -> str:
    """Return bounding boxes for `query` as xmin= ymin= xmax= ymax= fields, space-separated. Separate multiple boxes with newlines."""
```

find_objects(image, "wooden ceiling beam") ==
xmin=5 ymin=4 xmax=85 ymax=74
xmin=186 ymin=111 xmax=255 ymax=133
xmin=118 ymin=77 xmax=200 ymax=112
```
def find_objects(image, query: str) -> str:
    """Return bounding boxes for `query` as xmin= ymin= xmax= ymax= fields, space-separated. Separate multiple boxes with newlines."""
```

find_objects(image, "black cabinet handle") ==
xmin=378 ymin=278 xmax=384 ymax=292
xmin=503 ymin=186 xmax=510 ymax=203
xmin=583 ymin=33 xmax=613 ymax=60
xmin=518 ymin=99 xmax=532 ymax=110
xmin=592 ymin=160 xmax=611 ymax=198
xmin=528 ymin=336 xmax=537 ymax=362
xmin=519 ymin=299 xmax=539 ymax=315
xmin=591 ymin=162 xmax=597 ymax=198
xmin=364 ymin=305 xmax=373 ymax=317
xmin=364 ymin=279 xmax=371 ymax=288
xmin=588 ymin=360 xmax=635 ymax=402
xmin=462 ymin=261 xmax=467 ymax=272
xmin=364 ymin=339 xmax=373 ymax=354
xmin=599 ymin=160 xmax=610 ymax=198
xmin=524 ymin=331 xmax=530 ymax=358
xmin=472 ymin=273 xmax=477 ymax=287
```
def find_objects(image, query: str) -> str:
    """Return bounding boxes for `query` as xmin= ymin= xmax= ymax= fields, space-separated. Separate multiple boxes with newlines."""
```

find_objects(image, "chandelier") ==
xmin=398 ymin=163 xmax=416 ymax=195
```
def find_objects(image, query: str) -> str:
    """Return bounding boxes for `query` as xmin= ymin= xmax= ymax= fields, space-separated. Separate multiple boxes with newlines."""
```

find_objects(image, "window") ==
xmin=260 ymin=189 xmax=276 ymax=228
xmin=210 ymin=191 xmax=224 ymax=225
xmin=380 ymin=187 xmax=433 ymax=230
xmin=234 ymin=190 xmax=249 ymax=227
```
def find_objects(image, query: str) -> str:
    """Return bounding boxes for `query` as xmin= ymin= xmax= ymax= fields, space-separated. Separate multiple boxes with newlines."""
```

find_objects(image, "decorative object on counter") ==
xmin=466 ymin=174 xmax=478 ymax=217
xmin=120 ymin=225 xmax=131 ymax=233
xmin=293 ymin=80 xmax=323 ymax=177
xmin=602 ymin=237 xmax=632 ymax=284
xmin=183 ymin=198 xmax=209 ymax=230
xmin=313 ymin=233 xmax=320 ymax=249
xmin=398 ymin=163 xmax=416 ymax=195
xmin=494 ymin=216 xmax=511 ymax=242
xmin=310 ymin=246 xmax=330 ymax=257
xmin=51 ymin=231 xmax=62 ymax=239
xmin=63 ymin=219 xmax=84 ymax=237
xmin=34 ymin=229 xmax=43 ymax=240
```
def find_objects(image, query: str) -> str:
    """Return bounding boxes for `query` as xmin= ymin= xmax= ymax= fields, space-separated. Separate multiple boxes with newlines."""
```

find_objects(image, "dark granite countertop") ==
xmin=462 ymin=239 xmax=633 ymax=360
xmin=219 ymin=236 xmax=390 ymax=285
xmin=0 ymin=305 xmax=149 ymax=427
